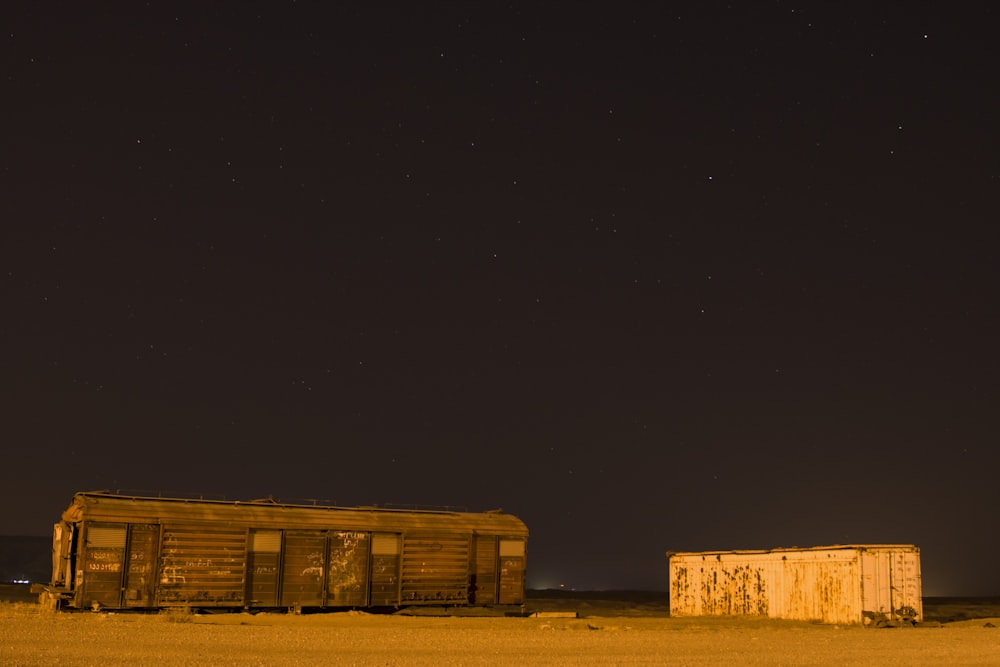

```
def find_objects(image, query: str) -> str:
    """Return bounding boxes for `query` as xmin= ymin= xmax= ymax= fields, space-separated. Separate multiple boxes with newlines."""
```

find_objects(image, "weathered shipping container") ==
xmin=667 ymin=544 xmax=922 ymax=625
xmin=35 ymin=491 xmax=528 ymax=612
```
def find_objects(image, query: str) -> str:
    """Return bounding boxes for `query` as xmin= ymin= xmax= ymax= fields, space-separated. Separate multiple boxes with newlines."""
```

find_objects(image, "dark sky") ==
xmin=3 ymin=2 xmax=998 ymax=596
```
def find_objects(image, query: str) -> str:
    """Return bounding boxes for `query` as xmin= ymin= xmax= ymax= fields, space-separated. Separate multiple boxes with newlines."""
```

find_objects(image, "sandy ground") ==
xmin=2 ymin=596 xmax=999 ymax=666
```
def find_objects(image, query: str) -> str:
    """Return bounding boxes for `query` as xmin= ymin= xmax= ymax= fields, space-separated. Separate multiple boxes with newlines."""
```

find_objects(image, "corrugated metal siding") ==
xmin=401 ymin=533 xmax=470 ymax=604
xmin=669 ymin=545 xmax=922 ymax=624
xmin=158 ymin=525 xmax=247 ymax=606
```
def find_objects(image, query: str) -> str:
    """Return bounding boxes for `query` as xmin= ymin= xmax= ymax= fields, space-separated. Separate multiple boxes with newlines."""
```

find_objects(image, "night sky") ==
xmin=3 ymin=2 xmax=998 ymax=596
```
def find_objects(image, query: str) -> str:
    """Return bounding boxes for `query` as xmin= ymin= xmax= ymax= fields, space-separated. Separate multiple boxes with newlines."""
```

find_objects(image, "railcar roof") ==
xmin=62 ymin=491 xmax=528 ymax=536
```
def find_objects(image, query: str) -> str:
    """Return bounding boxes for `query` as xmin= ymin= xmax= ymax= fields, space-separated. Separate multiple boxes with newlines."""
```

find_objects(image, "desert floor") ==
xmin=1 ymin=588 xmax=998 ymax=666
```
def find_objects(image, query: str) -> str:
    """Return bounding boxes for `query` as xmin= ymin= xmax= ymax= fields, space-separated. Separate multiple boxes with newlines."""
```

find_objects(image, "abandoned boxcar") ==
xmin=667 ymin=544 xmax=922 ymax=625
xmin=35 ymin=491 xmax=528 ymax=612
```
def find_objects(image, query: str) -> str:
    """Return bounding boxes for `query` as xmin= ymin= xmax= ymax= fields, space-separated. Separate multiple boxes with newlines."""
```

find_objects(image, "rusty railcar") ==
xmin=36 ymin=491 xmax=528 ymax=612
xmin=667 ymin=544 xmax=922 ymax=625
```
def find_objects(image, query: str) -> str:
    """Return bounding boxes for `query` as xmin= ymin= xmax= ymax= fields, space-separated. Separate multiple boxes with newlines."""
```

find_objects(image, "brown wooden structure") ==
xmin=36 ymin=491 xmax=528 ymax=612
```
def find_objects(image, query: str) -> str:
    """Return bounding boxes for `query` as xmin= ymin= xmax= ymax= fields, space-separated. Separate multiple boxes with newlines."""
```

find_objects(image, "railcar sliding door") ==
xmin=471 ymin=535 xmax=498 ymax=605
xmin=77 ymin=523 xmax=160 ymax=609
xmin=328 ymin=531 xmax=370 ymax=606
xmin=78 ymin=522 xmax=127 ymax=609
xmin=246 ymin=529 xmax=281 ymax=607
xmin=369 ymin=533 xmax=401 ymax=606
xmin=280 ymin=530 xmax=326 ymax=608
xmin=498 ymin=538 xmax=526 ymax=605
xmin=123 ymin=524 xmax=160 ymax=607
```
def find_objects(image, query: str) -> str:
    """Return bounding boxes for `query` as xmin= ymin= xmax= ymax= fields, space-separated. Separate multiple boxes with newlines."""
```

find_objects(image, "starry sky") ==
xmin=3 ymin=2 xmax=998 ymax=596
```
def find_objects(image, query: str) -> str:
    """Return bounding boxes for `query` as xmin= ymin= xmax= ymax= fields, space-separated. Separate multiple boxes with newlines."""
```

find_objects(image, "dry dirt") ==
xmin=1 ymin=592 xmax=998 ymax=666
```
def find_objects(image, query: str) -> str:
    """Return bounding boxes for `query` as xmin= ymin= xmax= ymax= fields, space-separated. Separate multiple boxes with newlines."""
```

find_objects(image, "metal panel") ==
xmin=499 ymin=538 xmax=525 ymax=557
xmin=372 ymin=533 xmax=401 ymax=555
xmin=896 ymin=549 xmax=922 ymax=617
xmin=86 ymin=524 xmax=127 ymax=547
xmin=498 ymin=538 xmax=526 ymax=605
xmin=401 ymin=534 xmax=470 ymax=604
xmin=124 ymin=524 xmax=160 ymax=607
xmin=280 ymin=531 xmax=326 ymax=607
xmin=859 ymin=547 xmax=923 ymax=621
xmin=251 ymin=529 xmax=282 ymax=552
xmin=370 ymin=533 xmax=400 ymax=606
xmin=327 ymin=531 xmax=370 ymax=607
xmin=51 ymin=522 xmax=73 ymax=589
xmin=79 ymin=522 xmax=127 ymax=609
xmin=471 ymin=535 xmax=498 ymax=605
xmin=668 ymin=544 xmax=922 ymax=624
xmin=247 ymin=529 xmax=281 ymax=607
xmin=158 ymin=525 xmax=247 ymax=606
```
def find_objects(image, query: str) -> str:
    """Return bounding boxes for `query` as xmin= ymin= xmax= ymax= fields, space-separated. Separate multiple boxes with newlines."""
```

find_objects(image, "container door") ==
xmin=369 ymin=533 xmax=401 ymax=606
xmin=281 ymin=530 xmax=327 ymax=608
xmin=327 ymin=531 xmax=370 ymax=607
xmin=470 ymin=535 xmax=498 ymax=605
xmin=497 ymin=538 xmax=526 ymax=605
xmin=860 ymin=550 xmax=890 ymax=614
xmin=79 ymin=522 xmax=128 ymax=609
xmin=246 ymin=529 xmax=281 ymax=607
xmin=123 ymin=524 xmax=160 ymax=607
xmin=890 ymin=549 xmax=923 ymax=620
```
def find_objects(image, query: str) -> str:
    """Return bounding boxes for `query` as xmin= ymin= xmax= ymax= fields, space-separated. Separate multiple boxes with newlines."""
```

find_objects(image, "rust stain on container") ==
xmin=667 ymin=544 xmax=922 ymax=625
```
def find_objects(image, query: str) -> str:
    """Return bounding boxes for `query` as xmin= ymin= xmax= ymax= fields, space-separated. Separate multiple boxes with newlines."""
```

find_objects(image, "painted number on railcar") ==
xmin=86 ymin=562 xmax=122 ymax=572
